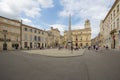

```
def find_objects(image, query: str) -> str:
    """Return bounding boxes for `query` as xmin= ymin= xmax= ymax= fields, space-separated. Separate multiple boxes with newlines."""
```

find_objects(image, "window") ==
xmin=117 ymin=5 xmax=119 ymax=13
xmin=24 ymin=42 xmax=28 ymax=48
xmin=117 ymin=18 xmax=119 ymax=28
xmin=12 ymin=44 xmax=15 ymax=48
xmin=111 ymin=14 xmax=112 ymax=20
xmin=34 ymin=30 xmax=37 ymax=33
xmin=113 ymin=10 xmax=115 ymax=17
xmin=113 ymin=22 xmax=115 ymax=29
xmin=38 ymin=36 xmax=41 ymax=41
xmin=34 ymin=36 xmax=37 ymax=41
xmin=24 ymin=28 xmax=27 ymax=31
xmin=30 ymin=29 xmax=32 ymax=32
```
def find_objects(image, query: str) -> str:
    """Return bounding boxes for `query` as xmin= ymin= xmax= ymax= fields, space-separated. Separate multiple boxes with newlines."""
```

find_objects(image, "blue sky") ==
xmin=0 ymin=0 xmax=115 ymax=38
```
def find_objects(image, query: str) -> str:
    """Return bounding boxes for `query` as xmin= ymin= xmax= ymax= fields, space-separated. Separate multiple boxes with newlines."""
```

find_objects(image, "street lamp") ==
xmin=3 ymin=30 xmax=7 ymax=50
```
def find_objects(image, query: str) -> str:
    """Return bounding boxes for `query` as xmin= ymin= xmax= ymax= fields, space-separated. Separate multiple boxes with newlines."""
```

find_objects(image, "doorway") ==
xmin=3 ymin=43 xmax=7 ymax=50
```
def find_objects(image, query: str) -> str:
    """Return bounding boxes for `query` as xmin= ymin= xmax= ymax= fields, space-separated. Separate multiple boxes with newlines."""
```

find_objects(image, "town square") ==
xmin=0 ymin=0 xmax=120 ymax=80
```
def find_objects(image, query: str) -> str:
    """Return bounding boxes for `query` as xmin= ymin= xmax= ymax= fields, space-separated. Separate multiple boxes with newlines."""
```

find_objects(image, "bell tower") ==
xmin=85 ymin=19 xmax=91 ymax=29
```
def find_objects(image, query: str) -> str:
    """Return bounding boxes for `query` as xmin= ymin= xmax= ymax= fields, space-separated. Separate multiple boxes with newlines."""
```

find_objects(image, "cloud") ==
xmin=21 ymin=18 xmax=32 ymax=25
xmin=38 ymin=0 xmax=54 ymax=8
xmin=50 ymin=24 xmax=67 ymax=35
xmin=0 ymin=0 xmax=54 ymax=19
xmin=59 ymin=0 xmax=115 ymax=38
xmin=23 ymin=7 xmax=41 ymax=17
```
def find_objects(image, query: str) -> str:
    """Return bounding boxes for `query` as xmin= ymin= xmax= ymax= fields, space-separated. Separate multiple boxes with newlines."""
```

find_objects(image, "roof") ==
xmin=0 ymin=16 xmax=45 ymax=31
xmin=0 ymin=16 xmax=20 ymax=23
xmin=22 ymin=24 xmax=43 ymax=31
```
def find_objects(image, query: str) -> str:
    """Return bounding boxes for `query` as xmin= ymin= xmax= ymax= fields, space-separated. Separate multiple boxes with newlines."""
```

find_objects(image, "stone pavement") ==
xmin=0 ymin=49 xmax=120 ymax=80
xmin=22 ymin=49 xmax=85 ymax=57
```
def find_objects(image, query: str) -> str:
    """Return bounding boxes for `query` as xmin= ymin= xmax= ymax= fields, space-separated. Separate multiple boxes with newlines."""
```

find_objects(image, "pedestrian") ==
xmin=106 ymin=45 xmax=109 ymax=50
xmin=93 ymin=45 xmax=96 ymax=50
xmin=95 ymin=45 xmax=98 ymax=51
xmin=71 ymin=46 xmax=73 ymax=53
xmin=91 ymin=45 xmax=94 ymax=50
xmin=88 ymin=46 xmax=90 ymax=50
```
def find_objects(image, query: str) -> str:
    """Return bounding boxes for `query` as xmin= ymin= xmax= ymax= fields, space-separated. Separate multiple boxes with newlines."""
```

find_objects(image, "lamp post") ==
xmin=3 ymin=30 xmax=7 ymax=50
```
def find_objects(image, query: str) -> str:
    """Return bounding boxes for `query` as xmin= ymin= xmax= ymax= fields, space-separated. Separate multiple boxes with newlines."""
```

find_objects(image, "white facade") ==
xmin=101 ymin=0 xmax=120 ymax=49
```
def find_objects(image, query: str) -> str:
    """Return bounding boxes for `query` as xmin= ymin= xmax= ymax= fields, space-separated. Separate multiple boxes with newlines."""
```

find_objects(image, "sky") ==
xmin=0 ymin=0 xmax=115 ymax=38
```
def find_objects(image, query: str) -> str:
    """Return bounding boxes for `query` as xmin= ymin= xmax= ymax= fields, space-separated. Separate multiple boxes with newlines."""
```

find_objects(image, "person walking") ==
xmin=95 ymin=45 xmax=98 ymax=51
xmin=93 ymin=45 xmax=96 ymax=50
xmin=106 ymin=45 xmax=109 ymax=50
xmin=71 ymin=46 xmax=73 ymax=53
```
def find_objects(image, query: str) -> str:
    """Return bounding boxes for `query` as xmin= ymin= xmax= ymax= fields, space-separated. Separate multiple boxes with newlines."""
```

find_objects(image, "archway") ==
xmin=3 ymin=43 xmax=7 ymax=50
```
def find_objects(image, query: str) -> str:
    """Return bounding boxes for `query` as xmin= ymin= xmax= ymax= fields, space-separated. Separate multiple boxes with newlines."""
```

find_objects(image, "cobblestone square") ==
xmin=22 ymin=49 xmax=85 ymax=57
xmin=0 ymin=49 xmax=120 ymax=80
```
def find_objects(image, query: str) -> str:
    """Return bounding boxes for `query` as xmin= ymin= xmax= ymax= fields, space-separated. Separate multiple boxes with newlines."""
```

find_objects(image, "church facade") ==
xmin=64 ymin=20 xmax=91 ymax=48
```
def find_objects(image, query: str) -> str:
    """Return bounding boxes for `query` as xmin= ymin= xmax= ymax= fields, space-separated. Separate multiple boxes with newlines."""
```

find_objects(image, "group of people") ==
xmin=88 ymin=45 xmax=109 ymax=51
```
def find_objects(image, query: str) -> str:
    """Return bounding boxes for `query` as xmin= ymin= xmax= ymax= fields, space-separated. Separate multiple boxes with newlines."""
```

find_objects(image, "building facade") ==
xmin=64 ymin=20 xmax=91 ymax=48
xmin=100 ymin=0 xmax=120 ymax=49
xmin=21 ymin=24 xmax=48 ymax=49
xmin=91 ymin=33 xmax=102 ymax=46
xmin=47 ymin=27 xmax=61 ymax=48
xmin=0 ymin=16 xmax=48 ymax=50
xmin=0 ymin=16 xmax=20 ymax=50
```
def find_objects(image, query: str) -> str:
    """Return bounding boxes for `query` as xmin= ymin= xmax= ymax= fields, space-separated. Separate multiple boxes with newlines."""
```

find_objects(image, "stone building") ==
xmin=0 ymin=16 xmax=48 ymax=50
xmin=0 ymin=16 xmax=20 ymax=50
xmin=47 ymin=27 xmax=61 ymax=48
xmin=91 ymin=33 xmax=101 ymax=46
xmin=64 ymin=20 xmax=91 ymax=48
xmin=21 ymin=24 xmax=48 ymax=49
xmin=92 ymin=21 xmax=105 ymax=47
xmin=100 ymin=0 xmax=120 ymax=49
xmin=59 ymin=35 xmax=64 ymax=46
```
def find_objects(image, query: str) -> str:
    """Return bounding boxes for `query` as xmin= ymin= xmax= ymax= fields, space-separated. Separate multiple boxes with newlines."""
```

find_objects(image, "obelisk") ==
xmin=67 ymin=14 xmax=72 ymax=49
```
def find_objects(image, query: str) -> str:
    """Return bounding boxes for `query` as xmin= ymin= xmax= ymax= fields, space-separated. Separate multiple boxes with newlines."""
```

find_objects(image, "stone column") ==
xmin=67 ymin=14 xmax=72 ymax=49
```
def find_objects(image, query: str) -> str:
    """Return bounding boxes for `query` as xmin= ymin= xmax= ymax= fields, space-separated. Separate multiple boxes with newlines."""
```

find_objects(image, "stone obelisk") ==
xmin=67 ymin=14 xmax=72 ymax=49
